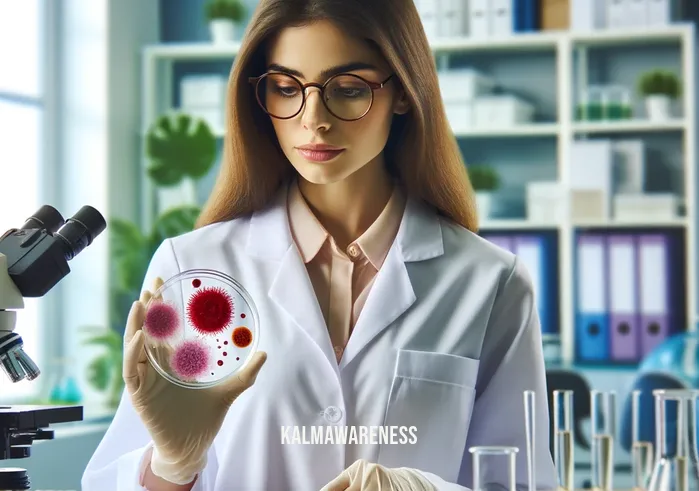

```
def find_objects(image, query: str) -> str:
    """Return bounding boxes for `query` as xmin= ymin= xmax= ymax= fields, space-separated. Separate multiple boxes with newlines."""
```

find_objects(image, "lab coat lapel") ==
xmin=339 ymin=196 xmax=444 ymax=370
xmin=246 ymin=185 xmax=339 ymax=373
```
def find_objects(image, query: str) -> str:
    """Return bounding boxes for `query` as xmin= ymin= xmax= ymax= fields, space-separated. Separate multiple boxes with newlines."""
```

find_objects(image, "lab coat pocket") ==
xmin=377 ymin=349 xmax=479 ymax=482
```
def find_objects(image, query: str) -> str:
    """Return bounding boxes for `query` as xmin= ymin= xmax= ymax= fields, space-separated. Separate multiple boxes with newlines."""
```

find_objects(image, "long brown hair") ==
xmin=195 ymin=0 xmax=479 ymax=232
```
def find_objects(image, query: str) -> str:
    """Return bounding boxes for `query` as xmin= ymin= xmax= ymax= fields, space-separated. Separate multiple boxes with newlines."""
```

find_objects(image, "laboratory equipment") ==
xmin=576 ymin=86 xmax=606 ymax=121
xmin=553 ymin=390 xmax=574 ymax=490
xmin=523 ymin=390 xmax=536 ymax=491
xmin=605 ymin=86 xmax=633 ymax=120
xmin=591 ymin=390 xmax=616 ymax=491
xmin=0 ymin=204 xmax=106 ymax=489
xmin=144 ymin=269 xmax=260 ymax=389
xmin=632 ymin=390 xmax=655 ymax=490
xmin=646 ymin=389 xmax=699 ymax=491
xmin=470 ymin=446 xmax=518 ymax=491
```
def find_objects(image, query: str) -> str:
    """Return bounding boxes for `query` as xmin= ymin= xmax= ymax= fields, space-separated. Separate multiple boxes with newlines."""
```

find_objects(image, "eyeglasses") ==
xmin=248 ymin=72 xmax=394 ymax=121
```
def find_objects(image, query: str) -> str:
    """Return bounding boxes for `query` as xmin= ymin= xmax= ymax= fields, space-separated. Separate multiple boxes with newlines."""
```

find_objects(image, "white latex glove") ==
xmin=123 ymin=277 xmax=267 ymax=485
xmin=321 ymin=459 xmax=437 ymax=491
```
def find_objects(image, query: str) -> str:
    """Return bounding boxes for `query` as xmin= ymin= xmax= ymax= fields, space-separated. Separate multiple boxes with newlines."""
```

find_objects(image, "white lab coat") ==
xmin=82 ymin=185 xmax=557 ymax=491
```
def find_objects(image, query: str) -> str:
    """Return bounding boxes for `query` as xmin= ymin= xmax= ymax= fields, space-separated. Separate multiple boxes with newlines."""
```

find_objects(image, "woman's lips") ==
xmin=295 ymin=148 xmax=345 ymax=162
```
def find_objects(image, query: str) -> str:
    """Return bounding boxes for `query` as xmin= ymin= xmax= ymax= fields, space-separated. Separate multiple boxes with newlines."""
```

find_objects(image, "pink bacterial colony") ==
xmin=144 ymin=302 xmax=179 ymax=340
xmin=171 ymin=339 xmax=210 ymax=380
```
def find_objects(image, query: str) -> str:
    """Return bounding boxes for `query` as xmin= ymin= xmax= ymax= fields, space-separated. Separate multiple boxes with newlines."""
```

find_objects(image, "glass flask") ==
xmin=142 ymin=269 xmax=260 ymax=389
xmin=646 ymin=389 xmax=699 ymax=491
xmin=591 ymin=390 xmax=616 ymax=491
xmin=632 ymin=389 xmax=655 ymax=490
xmin=553 ymin=390 xmax=574 ymax=490
xmin=469 ymin=446 xmax=518 ymax=491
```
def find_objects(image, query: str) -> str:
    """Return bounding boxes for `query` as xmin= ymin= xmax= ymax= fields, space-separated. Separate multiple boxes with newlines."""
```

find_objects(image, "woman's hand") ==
xmin=320 ymin=459 xmax=437 ymax=491
xmin=123 ymin=277 xmax=267 ymax=485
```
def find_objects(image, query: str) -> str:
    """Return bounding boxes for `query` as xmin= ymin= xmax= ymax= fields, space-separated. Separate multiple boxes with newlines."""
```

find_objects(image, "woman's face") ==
xmin=263 ymin=20 xmax=407 ymax=185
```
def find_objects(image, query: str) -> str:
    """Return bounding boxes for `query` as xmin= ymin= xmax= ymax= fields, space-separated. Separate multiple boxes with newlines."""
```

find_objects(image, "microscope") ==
xmin=0 ymin=204 xmax=106 ymax=490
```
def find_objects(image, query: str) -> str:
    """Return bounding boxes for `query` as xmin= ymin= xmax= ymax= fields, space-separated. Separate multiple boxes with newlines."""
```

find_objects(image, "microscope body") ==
xmin=0 ymin=204 xmax=106 ymax=485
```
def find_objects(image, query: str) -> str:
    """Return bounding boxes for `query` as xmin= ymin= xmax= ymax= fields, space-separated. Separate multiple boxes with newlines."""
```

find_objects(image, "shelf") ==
xmin=454 ymin=123 xmax=558 ymax=138
xmin=573 ymin=119 xmax=686 ymax=134
xmin=144 ymin=42 xmax=241 ymax=60
xmin=480 ymin=219 xmax=559 ymax=230
xmin=573 ymin=217 xmax=688 ymax=228
xmin=143 ymin=24 xmax=693 ymax=61
xmin=570 ymin=24 xmax=691 ymax=47
xmin=431 ymin=31 xmax=560 ymax=53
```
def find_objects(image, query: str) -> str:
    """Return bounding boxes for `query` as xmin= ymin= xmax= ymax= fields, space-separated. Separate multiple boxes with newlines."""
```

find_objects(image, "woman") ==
xmin=82 ymin=0 xmax=557 ymax=489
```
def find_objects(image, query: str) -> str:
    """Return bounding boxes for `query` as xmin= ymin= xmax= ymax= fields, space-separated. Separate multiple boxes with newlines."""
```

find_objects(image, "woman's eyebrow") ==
xmin=266 ymin=61 xmax=380 ymax=79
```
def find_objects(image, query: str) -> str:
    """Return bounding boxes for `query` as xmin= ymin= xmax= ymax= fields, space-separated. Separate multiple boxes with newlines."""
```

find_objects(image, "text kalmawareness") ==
xmin=281 ymin=426 xmax=418 ymax=445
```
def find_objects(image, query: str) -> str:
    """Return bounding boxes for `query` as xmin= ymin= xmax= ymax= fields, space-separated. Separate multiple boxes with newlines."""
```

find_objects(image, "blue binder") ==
xmin=575 ymin=233 xmax=610 ymax=362
xmin=513 ymin=234 xmax=554 ymax=334
xmin=513 ymin=0 xmax=538 ymax=32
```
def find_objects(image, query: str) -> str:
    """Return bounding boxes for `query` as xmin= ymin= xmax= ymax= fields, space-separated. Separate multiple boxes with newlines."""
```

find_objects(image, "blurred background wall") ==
xmin=1 ymin=0 xmax=699 ymax=489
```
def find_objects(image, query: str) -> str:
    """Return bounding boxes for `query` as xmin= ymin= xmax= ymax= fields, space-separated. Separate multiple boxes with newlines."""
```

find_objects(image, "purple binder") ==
xmin=486 ymin=235 xmax=513 ymax=252
xmin=638 ymin=234 xmax=670 ymax=356
xmin=608 ymin=235 xmax=640 ymax=361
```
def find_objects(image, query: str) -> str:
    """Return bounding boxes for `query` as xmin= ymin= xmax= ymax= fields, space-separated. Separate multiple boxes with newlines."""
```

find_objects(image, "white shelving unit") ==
xmin=142 ymin=24 xmax=697 ymax=365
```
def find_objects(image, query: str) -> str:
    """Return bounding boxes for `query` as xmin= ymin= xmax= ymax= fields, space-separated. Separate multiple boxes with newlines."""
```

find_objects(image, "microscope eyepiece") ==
xmin=20 ymin=205 xmax=65 ymax=234
xmin=55 ymin=206 xmax=107 ymax=260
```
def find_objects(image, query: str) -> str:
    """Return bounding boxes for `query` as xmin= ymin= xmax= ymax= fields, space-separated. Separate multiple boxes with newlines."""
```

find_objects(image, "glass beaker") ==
xmin=579 ymin=86 xmax=605 ymax=121
xmin=469 ymin=446 xmax=518 ymax=491
xmin=647 ymin=389 xmax=699 ymax=491
xmin=591 ymin=390 xmax=616 ymax=491
xmin=632 ymin=390 xmax=655 ymax=490
xmin=553 ymin=390 xmax=574 ymax=490
xmin=604 ymin=86 xmax=632 ymax=120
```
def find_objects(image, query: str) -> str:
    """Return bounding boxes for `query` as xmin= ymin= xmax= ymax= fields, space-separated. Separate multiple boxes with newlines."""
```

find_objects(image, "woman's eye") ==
xmin=273 ymin=86 xmax=299 ymax=97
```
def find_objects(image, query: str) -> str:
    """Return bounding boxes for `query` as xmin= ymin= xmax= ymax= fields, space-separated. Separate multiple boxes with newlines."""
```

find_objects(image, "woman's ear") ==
xmin=393 ymin=90 xmax=410 ymax=115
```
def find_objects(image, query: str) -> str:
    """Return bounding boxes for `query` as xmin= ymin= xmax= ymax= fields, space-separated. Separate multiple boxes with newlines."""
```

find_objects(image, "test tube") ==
xmin=631 ymin=390 xmax=654 ymax=490
xmin=553 ymin=390 xmax=574 ymax=490
xmin=523 ymin=391 xmax=536 ymax=491
xmin=469 ymin=446 xmax=518 ymax=491
xmin=591 ymin=390 xmax=616 ymax=491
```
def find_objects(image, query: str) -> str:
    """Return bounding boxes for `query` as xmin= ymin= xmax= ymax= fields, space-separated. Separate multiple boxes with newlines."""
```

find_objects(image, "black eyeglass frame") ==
xmin=248 ymin=72 xmax=395 ymax=121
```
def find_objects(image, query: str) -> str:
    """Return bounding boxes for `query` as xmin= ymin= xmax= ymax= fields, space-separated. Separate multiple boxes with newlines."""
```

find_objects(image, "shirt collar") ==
xmin=286 ymin=179 xmax=406 ymax=270
xmin=287 ymin=180 xmax=329 ymax=263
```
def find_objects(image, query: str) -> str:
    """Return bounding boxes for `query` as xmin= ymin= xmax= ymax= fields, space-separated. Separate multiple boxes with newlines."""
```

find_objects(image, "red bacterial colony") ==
xmin=192 ymin=279 xmax=201 ymax=288
xmin=143 ymin=303 xmax=179 ymax=340
xmin=171 ymin=340 xmax=210 ymax=380
xmin=240 ymin=313 xmax=246 ymax=319
xmin=186 ymin=286 xmax=234 ymax=336
xmin=232 ymin=327 xmax=253 ymax=347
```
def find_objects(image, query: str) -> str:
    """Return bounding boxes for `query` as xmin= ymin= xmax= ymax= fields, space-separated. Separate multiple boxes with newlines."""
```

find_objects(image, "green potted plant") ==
xmin=467 ymin=164 xmax=500 ymax=219
xmin=204 ymin=0 xmax=246 ymax=43
xmin=637 ymin=70 xmax=681 ymax=121
xmin=82 ymin=113 xmax=217 ymax=410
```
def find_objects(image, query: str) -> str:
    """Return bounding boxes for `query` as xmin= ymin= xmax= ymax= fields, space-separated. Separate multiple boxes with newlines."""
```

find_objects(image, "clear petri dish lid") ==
xmin=142 ymin=269 xmax=260 ymax=389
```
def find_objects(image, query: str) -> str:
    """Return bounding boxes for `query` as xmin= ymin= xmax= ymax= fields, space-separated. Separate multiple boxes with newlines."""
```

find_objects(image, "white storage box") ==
xmin=526 ymin=181 xmax=568 ymax=223
xmin=445 ymin=102 xmax=474 ymax=132
xmin=614 ymin=193 xmax=679 ymax=221
xmin=180 ymin=75 xmax=228 ymax=134
xmin=438 ymin=68 xmax=494 ymax=102
xmin=473 ymin=95 xmax=535 ymax=127
xmin=181 ymin=75 xmax=228 ymax=107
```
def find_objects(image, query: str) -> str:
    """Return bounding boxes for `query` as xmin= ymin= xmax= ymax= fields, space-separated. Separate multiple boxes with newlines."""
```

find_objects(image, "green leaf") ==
xmin=110 ymin=218 xmax=146 ymax=257
xmin=86 ymin=355 xmax=112 ymax=391
xmin=148 ymin=205 xmax=201 ymax=254
xmin=147 ymin=160 xmax=185 ymax=186
xmin=145 ymin=113 xmax=217 ymax=186
xmin=82 ymin=329 xmax=122 ymax=351
xmin=109 ymin=218 xmax=151 ymax=291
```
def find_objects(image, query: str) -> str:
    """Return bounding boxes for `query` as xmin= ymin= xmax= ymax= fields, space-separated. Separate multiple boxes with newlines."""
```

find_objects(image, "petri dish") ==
xmin=142 ymin=269 xmax=260 ymax=389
